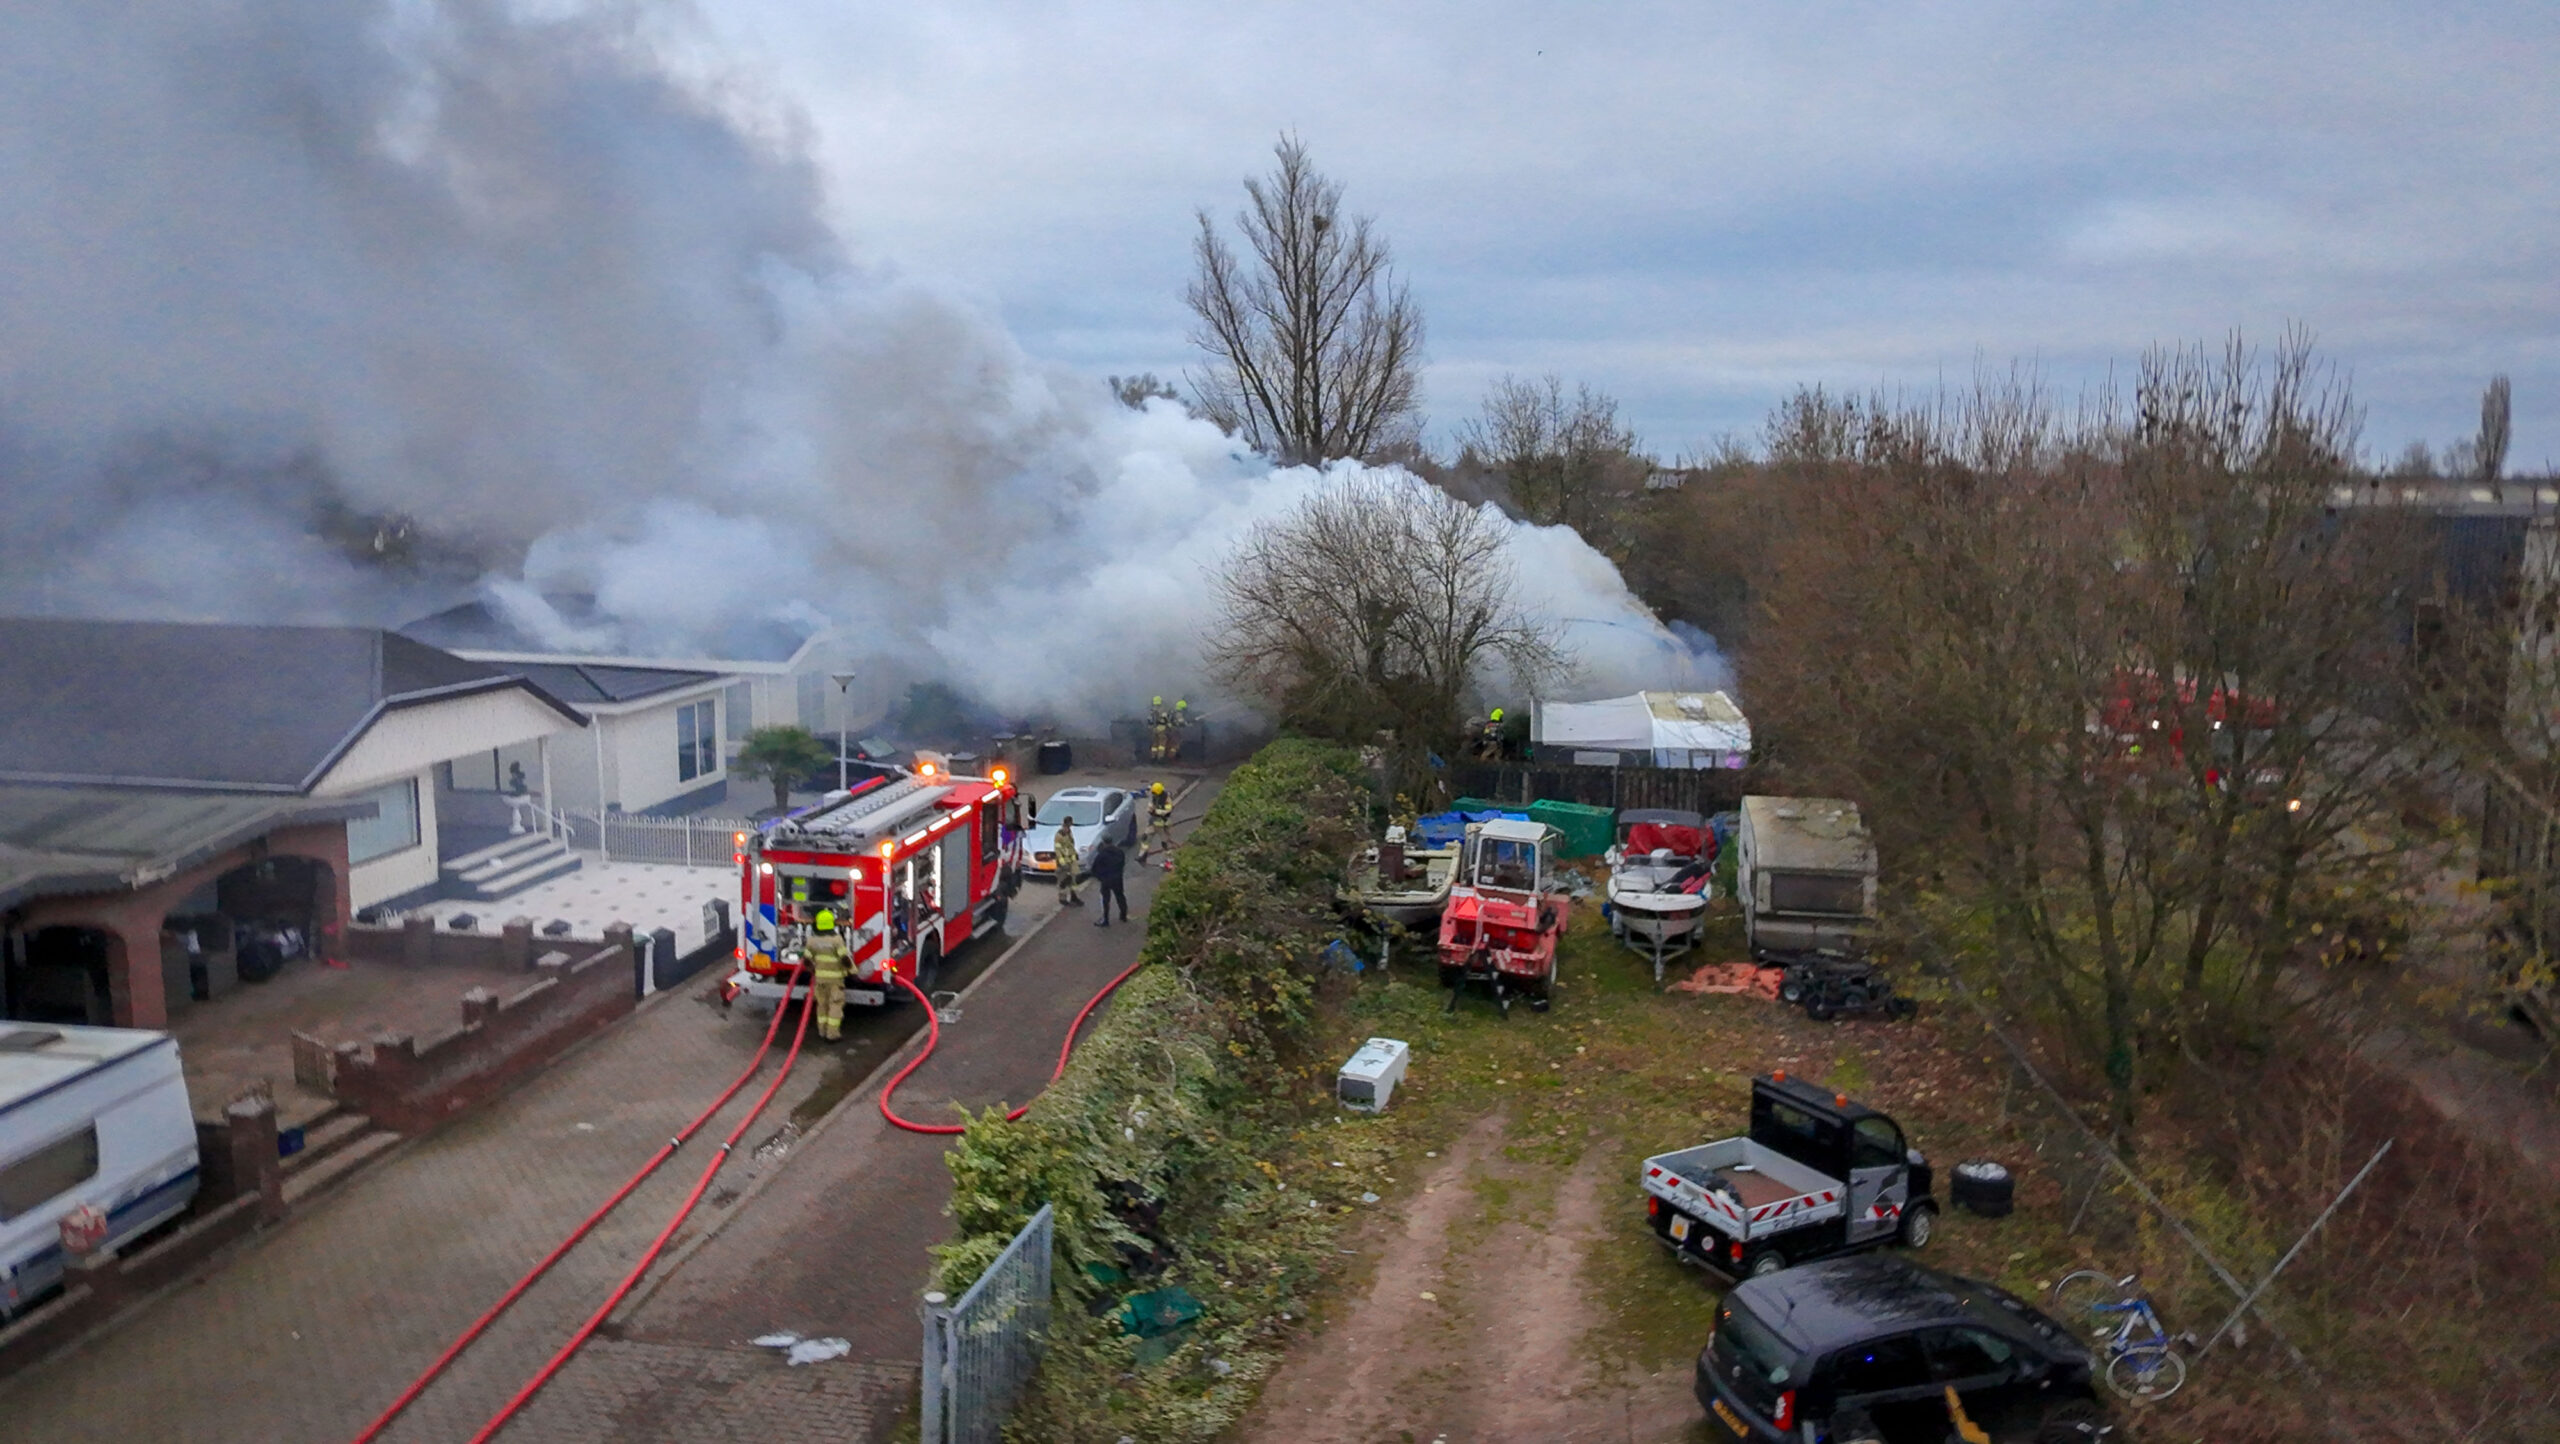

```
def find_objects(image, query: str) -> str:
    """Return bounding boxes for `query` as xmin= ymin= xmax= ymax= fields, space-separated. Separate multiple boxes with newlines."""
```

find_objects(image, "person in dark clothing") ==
xmin=1089 ymin=833 xmax=1130 ymax=925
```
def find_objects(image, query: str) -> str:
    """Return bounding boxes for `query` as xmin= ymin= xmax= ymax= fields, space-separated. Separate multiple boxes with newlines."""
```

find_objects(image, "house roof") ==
xmin=0 ymin=618 xmax=583 ymax=794
xmin=0 ymin=784 xmax=379 ymax=911
xmin=503 ymin=662 xmax=724 ymax=708
xmin=403 ymin=595 xmax=821 ymax=672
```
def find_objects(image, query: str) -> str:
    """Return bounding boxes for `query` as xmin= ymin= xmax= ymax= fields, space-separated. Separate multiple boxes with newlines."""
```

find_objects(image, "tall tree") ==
xmin=1185 ymin=136 xmax=1424 ymax=466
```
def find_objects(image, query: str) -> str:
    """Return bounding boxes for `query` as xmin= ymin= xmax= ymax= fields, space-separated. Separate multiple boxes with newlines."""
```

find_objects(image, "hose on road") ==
xmin=350 ymin=959 xmax=809 ymax=1444
xmin=464 ymin=967 xmax=821 ymax=1443
xmin=878 ymin=955 xmax=1147 ymax=1135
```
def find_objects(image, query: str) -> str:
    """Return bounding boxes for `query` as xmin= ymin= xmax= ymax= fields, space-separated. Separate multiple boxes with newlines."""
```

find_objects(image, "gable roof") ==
xmin=506 ymin=662 xmax=723 ymax=708
xmin=402 ymin=594 xmax=822 ymax=673
xmin=0 ymin=619 xmax=583 ymax=794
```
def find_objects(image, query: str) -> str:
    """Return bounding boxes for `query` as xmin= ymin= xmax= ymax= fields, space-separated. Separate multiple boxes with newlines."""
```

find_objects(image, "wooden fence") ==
xmin=1441 ymin=761 xmax=1748 ymax=816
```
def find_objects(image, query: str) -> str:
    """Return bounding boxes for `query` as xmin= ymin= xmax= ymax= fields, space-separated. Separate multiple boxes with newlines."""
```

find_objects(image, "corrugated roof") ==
xmin=0 ymin=619 xmax=580 ymax=792
xmin=0 ymin=784 xmax=379 ymax=911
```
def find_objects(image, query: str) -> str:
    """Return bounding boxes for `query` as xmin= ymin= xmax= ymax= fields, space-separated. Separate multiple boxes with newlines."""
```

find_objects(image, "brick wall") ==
xmin=0 ymin=1098 xmax=285 ymax=1381
xmin=324 ymin=926 xmax=634 ymax=1134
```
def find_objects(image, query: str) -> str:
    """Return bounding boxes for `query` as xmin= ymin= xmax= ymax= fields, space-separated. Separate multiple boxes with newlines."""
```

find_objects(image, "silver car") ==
xmin=1022 ymin=786 xmax=1138 ymax=876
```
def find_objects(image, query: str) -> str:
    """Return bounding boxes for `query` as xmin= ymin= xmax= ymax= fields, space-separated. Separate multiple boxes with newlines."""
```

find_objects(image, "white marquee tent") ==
xmin=1533 ymin=691 xmax=1751 ymax=770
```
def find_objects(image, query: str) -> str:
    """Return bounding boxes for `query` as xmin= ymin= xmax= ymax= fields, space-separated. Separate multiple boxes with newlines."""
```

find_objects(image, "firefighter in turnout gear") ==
xmin=1142 ymin=780 xmax=1175 ymax=861
xmin=1172 ymin=698 xmax=1191 ymax=762
xmin=1147 ymin=696 xmax=1173 ymax=763
xmin=1475 ymin=707 xmax=1506 ymax=760
xmin=1053 ymin=816 xmax=1083 ymax=905
xmin=806 ymin=908 xmax=849 ymax=1041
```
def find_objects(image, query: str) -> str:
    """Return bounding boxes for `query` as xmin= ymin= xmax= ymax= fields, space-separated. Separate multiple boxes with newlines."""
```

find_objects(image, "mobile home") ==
xmin=1735 ymin=796 xmax=1879 ymax=961
xmin=2 ymin=1024 xmax=199 ymax=1318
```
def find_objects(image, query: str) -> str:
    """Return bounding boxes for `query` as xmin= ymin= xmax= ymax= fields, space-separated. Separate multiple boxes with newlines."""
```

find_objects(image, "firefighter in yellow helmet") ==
xmin=806 ymin=907 xmax=848 ymax=1041
xmin=1477 ymin=706 xmax=1506 ymax=760
xmin=1172 ymin=699 xmax=1191 ymax=762
xmin=1147 ymin=696 xmax=1173 ymax=763
xmin=1143 ymin=779 xmax=1175 ymax=860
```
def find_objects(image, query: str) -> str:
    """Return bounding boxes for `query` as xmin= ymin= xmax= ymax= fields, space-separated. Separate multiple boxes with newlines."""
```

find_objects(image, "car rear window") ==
xmin=1710 ymin=1303 xmax=1798 ymax=1414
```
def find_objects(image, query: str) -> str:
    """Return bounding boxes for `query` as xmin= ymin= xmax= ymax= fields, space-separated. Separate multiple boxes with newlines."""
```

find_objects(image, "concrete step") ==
xmin=468 ymin=847 xmax=581 ymax=901
xmin=456 ymin=837 xmax=569 ymax=887
xmin=280 ymin=1110 xmax=375 ymax=1175
xmin=443 ymin=831 xmax=555 ymax=877
xmin=279 ymin=1129 xmax=404 ymax=1209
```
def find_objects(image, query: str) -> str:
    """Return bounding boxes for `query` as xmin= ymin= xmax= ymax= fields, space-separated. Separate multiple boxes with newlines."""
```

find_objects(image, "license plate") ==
xmin=1710 ymin=1398 xmax=1747 ymax=1438
xmin=1669 ymin=1214 xmax=1692 ymax=1243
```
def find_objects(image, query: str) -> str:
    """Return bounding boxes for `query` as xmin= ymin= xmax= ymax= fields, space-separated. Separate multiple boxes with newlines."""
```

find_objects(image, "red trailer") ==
xmin=722 ymin=763 xmax=1018 ymax=1013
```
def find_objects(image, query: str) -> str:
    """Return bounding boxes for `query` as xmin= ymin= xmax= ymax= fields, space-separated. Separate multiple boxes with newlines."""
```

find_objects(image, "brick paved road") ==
xmin=0 ymin=776 xmax=1217 ymax=1444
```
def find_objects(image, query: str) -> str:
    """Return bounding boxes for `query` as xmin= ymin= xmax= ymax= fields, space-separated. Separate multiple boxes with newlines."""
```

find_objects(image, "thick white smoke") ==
xmin=0 ymin=0 xmax=1720 ymax=724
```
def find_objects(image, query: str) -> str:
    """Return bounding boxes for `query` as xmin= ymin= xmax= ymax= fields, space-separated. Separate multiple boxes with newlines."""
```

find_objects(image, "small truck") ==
xmin=1641 ymin=1072 xmax=1937 ymax=1280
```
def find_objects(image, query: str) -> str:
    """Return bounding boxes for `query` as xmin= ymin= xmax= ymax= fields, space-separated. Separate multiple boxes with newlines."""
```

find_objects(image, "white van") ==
xmin=1 ymin=1024 xmax=200 ymax=1319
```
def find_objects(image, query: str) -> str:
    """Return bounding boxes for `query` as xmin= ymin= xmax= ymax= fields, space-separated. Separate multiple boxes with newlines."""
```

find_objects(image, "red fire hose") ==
xmin=349 ymin=960 xmax=808 ymax=1444
xmin=878 ymin=955 xmax=1146 ymax=1134
xmin=461 ymin=971 xmax=821 ymax=1443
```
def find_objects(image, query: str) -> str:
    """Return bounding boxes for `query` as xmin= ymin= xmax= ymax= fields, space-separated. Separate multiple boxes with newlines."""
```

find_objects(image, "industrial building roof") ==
xmin=0 ymin=619 xmax=582 ymax=793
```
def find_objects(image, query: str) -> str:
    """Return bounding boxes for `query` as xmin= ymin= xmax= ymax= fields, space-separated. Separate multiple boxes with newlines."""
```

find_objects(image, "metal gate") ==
xmin=920 ymin=1203 xmax=1054 ymax=1444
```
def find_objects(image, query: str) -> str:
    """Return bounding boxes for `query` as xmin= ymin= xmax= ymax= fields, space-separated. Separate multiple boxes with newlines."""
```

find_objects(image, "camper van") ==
xmin=2 ymin=1024 xmax=199 ymax=1319
xmin=1736 ymin=796 xmax=1878 ymax=962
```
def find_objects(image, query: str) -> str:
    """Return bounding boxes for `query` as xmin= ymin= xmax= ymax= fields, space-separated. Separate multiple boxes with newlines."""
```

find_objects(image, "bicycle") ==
xmin=2050 ymin=1270 xmax=2192 ymax=1401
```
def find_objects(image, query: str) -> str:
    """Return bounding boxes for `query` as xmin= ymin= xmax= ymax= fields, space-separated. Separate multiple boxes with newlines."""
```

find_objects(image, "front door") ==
xmin=1845 ymin=1116 xmax=1909 ymax=1244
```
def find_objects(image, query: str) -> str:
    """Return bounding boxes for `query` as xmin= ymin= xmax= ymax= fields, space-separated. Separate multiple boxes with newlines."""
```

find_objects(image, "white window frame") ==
xmin=347 ymin=777 xmax=422 ymax=864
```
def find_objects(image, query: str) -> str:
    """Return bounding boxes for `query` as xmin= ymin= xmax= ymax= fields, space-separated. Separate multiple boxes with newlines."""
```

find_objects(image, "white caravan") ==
xmin=1 ymin=1024 xmax=199 ymax=1318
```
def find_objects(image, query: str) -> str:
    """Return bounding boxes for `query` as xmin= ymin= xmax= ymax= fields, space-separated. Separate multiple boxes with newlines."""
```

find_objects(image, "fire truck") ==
xmin=722 ymin=762 xmax=1019 ymax=1015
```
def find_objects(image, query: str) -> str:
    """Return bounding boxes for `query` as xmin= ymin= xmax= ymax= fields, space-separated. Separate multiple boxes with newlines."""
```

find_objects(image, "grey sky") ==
xmin=694 ymin=0 xmax=2560 ymax=468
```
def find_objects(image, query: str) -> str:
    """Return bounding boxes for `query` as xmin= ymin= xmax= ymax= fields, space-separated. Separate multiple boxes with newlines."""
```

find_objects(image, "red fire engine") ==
xmin=723 ymin=762 xmax=1019 ymax=1014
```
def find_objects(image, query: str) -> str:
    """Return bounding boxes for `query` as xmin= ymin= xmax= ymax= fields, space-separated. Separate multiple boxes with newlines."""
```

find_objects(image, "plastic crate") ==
xmin=1528 ymin=798 xmax=1616 ymax=858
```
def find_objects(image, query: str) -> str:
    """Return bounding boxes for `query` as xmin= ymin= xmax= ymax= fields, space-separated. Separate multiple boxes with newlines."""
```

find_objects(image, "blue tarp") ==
xmin=1413 ymin=808 xmax=1530 ymax=847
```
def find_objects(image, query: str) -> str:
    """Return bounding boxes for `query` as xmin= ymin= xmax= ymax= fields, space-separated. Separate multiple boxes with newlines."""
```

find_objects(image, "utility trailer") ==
xmin=1641 ymin=1072 xmax=1935 ymax=1280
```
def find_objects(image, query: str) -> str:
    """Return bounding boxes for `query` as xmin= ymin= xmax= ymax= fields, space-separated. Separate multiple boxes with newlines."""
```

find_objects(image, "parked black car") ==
xmin=1696 ymin=1253 xmax=2107 ymax=1444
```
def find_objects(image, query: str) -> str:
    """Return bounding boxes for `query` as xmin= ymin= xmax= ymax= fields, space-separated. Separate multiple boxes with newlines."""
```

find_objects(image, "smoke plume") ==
xmin=0 ymin=0 xmax=1721 ymax=724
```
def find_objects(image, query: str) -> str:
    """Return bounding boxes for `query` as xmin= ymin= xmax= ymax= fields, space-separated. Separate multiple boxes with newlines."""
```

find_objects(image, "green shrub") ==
xmin=931 ymin=738 xmax=1368 ymax=1442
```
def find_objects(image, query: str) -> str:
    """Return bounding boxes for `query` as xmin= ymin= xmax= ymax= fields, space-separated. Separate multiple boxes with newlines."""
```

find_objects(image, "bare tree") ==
xmin=1209 ymin=473 xmax=1560 ymax=747
xmin=2477 ymin=373 xmax=2512 ymax=485
xmin=1456 ymin=374 xmax=1646 ymax=536
xmin=1109 ymin=373 xmax=1182 ymax=411
xmin=1185 ymin=136 xmax=1425 ymax=466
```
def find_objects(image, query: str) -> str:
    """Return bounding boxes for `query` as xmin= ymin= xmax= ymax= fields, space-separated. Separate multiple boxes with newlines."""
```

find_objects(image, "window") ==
xmin=1851 ymin=1116 xmax=1904 ymax=1171
xmin=676 ymin=699 xmax=718 ymax=782
xmin=981 ymin=801 xmax=1001 ymax=864
xmin=448 ymin=749 xmax=501 ymax=792
xmin=1829 ymin=1334 xmax=1928 ymax=1397
xmin=1922 ymin=1328 xmax=2017 ymax=1382
xmin=1768 ymin=872 xmax=1866 ymax=916
xmin=0 ymin=1124 xmax=100 ymax=1221
xmin=346 ymin=778 xmax=422 ymax=864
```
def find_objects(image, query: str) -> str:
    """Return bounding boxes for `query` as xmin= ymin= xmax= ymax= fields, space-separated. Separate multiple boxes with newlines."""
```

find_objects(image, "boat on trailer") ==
xmin=1607 ymin=808 xmax=1714 ymax=986
xmin=1341 ymin=826 xmax=1460 ymax=930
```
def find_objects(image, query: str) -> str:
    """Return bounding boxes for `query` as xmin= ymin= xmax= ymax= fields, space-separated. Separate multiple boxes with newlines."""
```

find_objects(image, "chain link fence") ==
xmin=563 ymin=811 xmax=753 ymax=867
xmin=920 ymin=1203 xmax=1054 ymax=1444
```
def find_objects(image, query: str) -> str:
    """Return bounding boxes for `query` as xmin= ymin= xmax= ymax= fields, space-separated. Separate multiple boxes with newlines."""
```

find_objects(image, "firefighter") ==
xmin=1475 ymin=707 xmax=1507 ymax=760
xmin=1053 ymin=816 xmax=1083 ymax=906
xmin=1142 ymin=780 xmax=1175 ymax=859
xmin=1147 ymin=696 xmax=1172 ymax=763
xmin=1172 ymin=698 xmax=1191 ymax=761
xmin=806 ymin=908 xmax=849 ymax=1041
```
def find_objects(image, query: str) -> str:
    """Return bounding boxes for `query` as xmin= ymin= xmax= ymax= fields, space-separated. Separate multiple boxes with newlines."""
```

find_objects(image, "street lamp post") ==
xmin=831 ymin=672 xmax=857 ymax=791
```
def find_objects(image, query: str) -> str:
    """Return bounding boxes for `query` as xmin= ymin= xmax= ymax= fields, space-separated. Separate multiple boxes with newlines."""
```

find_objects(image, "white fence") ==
xmin=564 ymin=811 xmax=755 ymax=868
xmin=920 ymin=1203 xmax=1054 ymax=1444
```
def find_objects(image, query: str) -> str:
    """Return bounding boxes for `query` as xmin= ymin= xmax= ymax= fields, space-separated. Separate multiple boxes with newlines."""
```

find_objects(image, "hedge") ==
xmin=931 ymin=737 xmax=1370 ymax=1441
